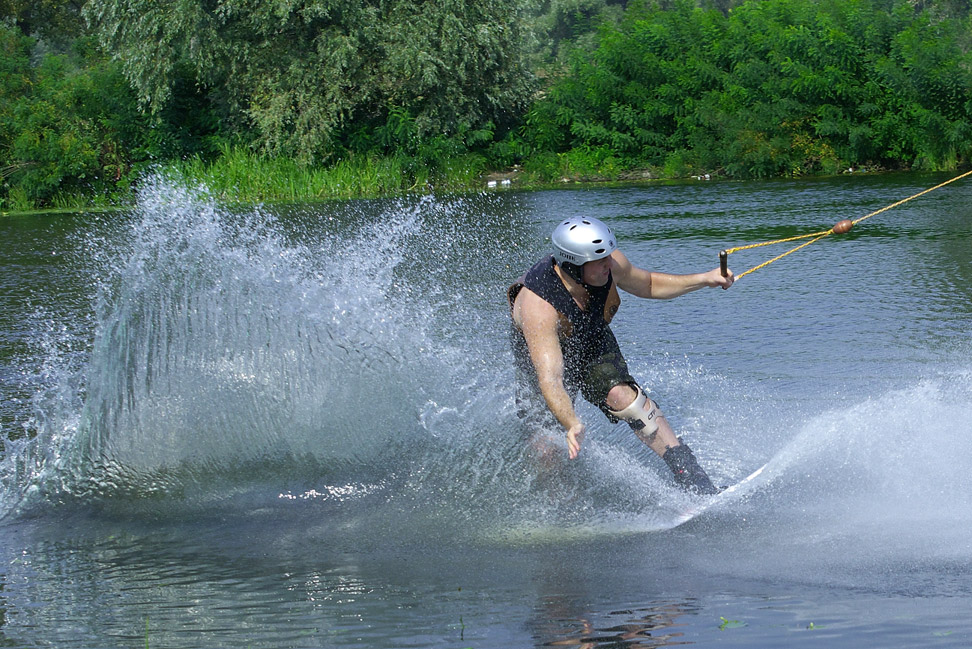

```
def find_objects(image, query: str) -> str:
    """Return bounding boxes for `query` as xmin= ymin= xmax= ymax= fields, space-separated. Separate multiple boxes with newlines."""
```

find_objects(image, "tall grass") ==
xmin=161 ymin=145 xmax=491 ymax=204
xmin=2 ymin=144 xmax=632 ymax=215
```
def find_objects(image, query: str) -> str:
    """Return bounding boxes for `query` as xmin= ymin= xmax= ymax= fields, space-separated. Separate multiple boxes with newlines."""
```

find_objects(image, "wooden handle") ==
xmin=720 ymin=250 xmax=728 ymax=277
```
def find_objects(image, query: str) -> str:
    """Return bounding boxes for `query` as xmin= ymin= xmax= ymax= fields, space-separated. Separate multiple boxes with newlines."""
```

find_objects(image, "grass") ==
xmin=9 ymin=141 xmax=900 ymax=216
xmin=2 ymin=143 xmax=671 ymax=215
xmin=160 ymin=145 xmax=494 ymax=205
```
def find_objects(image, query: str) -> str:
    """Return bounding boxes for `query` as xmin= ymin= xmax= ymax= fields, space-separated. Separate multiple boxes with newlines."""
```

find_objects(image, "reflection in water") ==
xmin=528 ymin=554 xmax=699 ymax=649
xmin=534 ymin=597 xmax=693 ymax=647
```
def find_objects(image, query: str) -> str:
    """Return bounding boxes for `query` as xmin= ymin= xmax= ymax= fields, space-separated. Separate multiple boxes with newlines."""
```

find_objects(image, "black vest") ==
xmin=508 ymin=256 xmax=620 ymax=377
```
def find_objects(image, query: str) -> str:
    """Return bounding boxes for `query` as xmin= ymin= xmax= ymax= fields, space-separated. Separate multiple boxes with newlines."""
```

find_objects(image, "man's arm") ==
xmin=515 ymin=288 xmax=587 ymax=458
xmin=611 ymin=249 xmax=734 ymax=299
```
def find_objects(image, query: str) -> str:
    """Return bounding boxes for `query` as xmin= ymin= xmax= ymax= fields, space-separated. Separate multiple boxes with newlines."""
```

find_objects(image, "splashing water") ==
xmin=3 ymin=174 xmax=972 ymax=555
xmin=0 ymin=179 xmax=508 ymax=520
xmin=2 ymin=177 xmax=629 ymax=537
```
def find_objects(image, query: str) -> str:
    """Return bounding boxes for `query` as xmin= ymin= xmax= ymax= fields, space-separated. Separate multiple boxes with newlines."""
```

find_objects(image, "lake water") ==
xmin=1 ymin=172 xmax=971 ymax=647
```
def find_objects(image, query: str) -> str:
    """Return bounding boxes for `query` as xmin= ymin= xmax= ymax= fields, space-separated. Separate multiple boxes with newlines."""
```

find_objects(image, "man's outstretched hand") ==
xmin=566 ymin=423 xmax=586 ymax=459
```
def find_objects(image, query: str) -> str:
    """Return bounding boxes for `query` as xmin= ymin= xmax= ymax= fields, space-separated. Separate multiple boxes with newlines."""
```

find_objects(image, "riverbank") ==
xmin=0 ymin=146 xmax=905 ymax=217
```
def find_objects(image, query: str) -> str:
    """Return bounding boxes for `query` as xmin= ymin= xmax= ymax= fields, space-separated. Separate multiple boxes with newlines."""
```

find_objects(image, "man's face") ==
xmin=581 ymin=256 xmax=612 ymax=287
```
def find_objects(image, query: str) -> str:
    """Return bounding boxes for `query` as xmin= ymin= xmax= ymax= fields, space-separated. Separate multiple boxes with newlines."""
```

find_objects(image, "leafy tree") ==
xmin=882 ymin=9 xmax=972 ymax=167
xmin=0 ymin=0 xmax=84 ymax=47
xmin=6 ymin=0 xmax=972 ymax=209
xmin=524 ymin=0 xmax=972 ymax=178
xmin=0 ymin=24 xmax=34 ymax=200
xmin=0 ymin=27 xmax=163 ymax=207
xmin=523 ymin=0 xmax=629 ymax=69
xmin=83 ymin=0 xmax=535 ymax=164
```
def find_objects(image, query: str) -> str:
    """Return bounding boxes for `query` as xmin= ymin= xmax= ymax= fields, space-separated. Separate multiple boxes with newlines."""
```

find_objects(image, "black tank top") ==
xmin=514 ymin=256 xmax=614 ymax=374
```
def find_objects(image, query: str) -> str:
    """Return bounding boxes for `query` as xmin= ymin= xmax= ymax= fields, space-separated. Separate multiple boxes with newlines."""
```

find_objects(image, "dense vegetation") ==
xmin=538 ymin=0 xmax=972 ymax=178
xmin=2 ymin=0 xmax=972 ymax=211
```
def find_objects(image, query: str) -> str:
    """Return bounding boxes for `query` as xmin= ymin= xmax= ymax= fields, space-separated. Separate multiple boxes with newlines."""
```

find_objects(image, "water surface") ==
xmin=1 ymin=173 xmax=970 ymax=647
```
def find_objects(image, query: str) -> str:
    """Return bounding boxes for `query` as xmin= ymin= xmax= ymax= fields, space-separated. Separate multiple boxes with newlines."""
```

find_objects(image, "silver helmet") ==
xmin=551 ymin=216 xmax=617 ymax=267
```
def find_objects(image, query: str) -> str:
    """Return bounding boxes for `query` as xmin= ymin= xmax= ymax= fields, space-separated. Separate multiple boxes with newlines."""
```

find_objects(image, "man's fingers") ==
xmin=566 ymin=425 xmax=585 ymax=459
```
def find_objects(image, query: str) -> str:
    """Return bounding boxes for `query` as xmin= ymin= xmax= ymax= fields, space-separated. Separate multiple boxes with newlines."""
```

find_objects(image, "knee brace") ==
xmin=607 ymin=387 xmax=661 ymax=436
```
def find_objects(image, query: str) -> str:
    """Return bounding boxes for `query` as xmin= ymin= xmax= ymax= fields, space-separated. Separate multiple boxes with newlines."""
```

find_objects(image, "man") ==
xmin=508 ymin=216 xmax=734 ymax=495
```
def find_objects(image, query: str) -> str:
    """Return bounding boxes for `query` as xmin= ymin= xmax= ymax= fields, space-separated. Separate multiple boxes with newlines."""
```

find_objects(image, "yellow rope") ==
xmin=733 ymin=233 xmax=831 ymax=280
xmin=848 ymin=167 xmax=972 ymax=226
xmin=723 ymin=228 xmax=833 ymax=256
xmin=722 ymin=168 xmax=972 ymax=280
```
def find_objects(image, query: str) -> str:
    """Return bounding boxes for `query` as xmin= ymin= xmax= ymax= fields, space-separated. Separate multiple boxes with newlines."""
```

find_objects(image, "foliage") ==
xmin=0 ymin=28 xmax=144 ymax=209
xmin=0 ymin=22 xmax=228 ymax=210
xmin=82 ymin=0 xmax=535 ymax=165
xmin=4 ymin=0 xmax=972 ymax=210
xmin=522 ymin=0 xmax=629 ymax=70
xmin=523 ymin=0 xmax=972 ymax=178
xmin=160 ymin=144 xmax=488 ymax=203
xmin=0 ymin=0 xmax=84 ymax=47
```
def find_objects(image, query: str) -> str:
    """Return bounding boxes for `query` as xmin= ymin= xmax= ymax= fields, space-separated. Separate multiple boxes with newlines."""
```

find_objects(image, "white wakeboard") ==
xmin=672 ymin=462 xmax=768 ymax=527
xmin=488 ymin=463 xmax=771 ymax=543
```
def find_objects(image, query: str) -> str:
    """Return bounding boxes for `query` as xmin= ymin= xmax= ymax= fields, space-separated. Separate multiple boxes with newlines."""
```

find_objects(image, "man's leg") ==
xmin=581 ymin=330 xmax=719 ymax=495
xmin=604 ymin=383 xmax=677 ymax=455
xmin=603 ymin=383 xmax=719 ymax=496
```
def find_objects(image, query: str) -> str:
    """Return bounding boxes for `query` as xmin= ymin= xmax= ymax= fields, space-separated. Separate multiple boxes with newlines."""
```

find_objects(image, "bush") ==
xmin=523 ymin=0 xmax=972 ymax=178
xmin=0 ymin=28 xmax=147 ymax=208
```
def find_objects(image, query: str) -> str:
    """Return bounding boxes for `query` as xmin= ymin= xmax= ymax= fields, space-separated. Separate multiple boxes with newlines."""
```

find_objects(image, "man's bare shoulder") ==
xmin=512 ymin=286 xmax=559 ymax=331
xmin=608 ymin=249 xmax=634 ymax=277
xmin=610 ymin=249 xmax=655 ymax=297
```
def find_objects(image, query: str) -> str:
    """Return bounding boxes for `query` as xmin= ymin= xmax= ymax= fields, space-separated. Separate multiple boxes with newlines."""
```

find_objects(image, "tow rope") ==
xmin=719 ymin=168 xmax=972 ymax=280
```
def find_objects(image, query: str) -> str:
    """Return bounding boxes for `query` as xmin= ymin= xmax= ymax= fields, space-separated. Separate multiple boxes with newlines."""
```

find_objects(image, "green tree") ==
xmin=882 ymin=9 xmax=972 ymax=167
xmin=0 ymin=27 xmax=159 ymax=208
xmin=0 ymin=0 xmax=84 ymax=47
xmin=523 ymin=0 xmax=629 ymax=69
xmin=524 ymin=0 xmax=972 ymax=178
xmin=83 ymin=0 xmax=535 ymax=164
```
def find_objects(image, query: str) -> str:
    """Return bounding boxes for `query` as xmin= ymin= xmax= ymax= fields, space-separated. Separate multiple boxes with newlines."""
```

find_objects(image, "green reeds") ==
xmin=3 ymin=145 xmax=501 ymax=214
xmin=161 ymin=145 xmax=490 ymax=204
